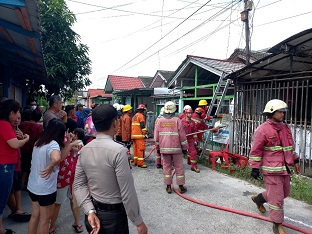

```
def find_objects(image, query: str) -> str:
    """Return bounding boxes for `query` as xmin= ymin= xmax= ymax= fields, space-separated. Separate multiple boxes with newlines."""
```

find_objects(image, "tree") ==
xmin=39 ymin=0 xmax=91 ymax=100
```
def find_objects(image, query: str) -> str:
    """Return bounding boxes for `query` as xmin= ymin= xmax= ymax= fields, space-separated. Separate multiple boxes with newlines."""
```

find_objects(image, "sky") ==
xmin=65 ymin=0 xmax=312 ymax=89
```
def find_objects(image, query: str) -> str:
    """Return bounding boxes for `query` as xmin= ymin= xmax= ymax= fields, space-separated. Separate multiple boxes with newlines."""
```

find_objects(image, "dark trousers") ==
xmin=85 ymin=203 xmax=129 ymax=234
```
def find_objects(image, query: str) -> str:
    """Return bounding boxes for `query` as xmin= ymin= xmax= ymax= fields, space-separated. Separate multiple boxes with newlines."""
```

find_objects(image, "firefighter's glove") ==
xmin=182 ymin=150 xmax=188 ymax=156
xmin=251 ymin=168 xmax=260 ymax=180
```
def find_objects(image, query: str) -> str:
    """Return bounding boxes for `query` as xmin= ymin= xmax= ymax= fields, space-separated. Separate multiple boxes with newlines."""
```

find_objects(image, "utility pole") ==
xmin=241 ymin=0 xmax=252 ymax=65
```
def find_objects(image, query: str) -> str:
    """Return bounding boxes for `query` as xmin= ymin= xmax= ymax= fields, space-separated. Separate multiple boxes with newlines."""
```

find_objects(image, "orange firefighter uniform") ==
xmin=131 ymin=105 xmax=147 ymax=168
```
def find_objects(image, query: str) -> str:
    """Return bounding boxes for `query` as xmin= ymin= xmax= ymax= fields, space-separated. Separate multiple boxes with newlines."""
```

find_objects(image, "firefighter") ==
xmin=120 ymin=105 xmax=132 ymax=151
xmin=181 ymin=106 xmax=200 ymax=172
xmin=154 ymin=101 xmax=188 ymax=194
xmin=155 ymin=107 xmax=164 ymax=169
xmin=191 ymin=107 xmax=209 ymax=141
xmin=178 ymin=105 xmax=192 ymax=119
xmin=197 ymin=99 xmax=213 ymax=121
xmin=249 ymin=99 xmax=300 ymax=234
xmin=131 ymin=104 xmax=148 ymax=168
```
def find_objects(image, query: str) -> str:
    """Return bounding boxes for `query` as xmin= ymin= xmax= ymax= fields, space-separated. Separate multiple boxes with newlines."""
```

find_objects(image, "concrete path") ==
xmin=3 ymin=145 xmax=312 ymax=234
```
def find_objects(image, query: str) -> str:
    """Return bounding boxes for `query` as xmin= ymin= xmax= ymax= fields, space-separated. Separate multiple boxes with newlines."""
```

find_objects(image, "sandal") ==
xmin=72 ymin=224 xmax=84 ymax=233
xmin=10 ymin=212 xmax=31 ymax=222
xmin=1 ymin=229 xmax=16 ymax=234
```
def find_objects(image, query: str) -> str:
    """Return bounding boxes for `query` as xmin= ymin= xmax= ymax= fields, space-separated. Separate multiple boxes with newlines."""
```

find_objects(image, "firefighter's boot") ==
xmin=178 ymin=185 xmax=187 ymax=194
xmin=191 ymin=167 xmax=200 ymax=173
xmin=251 ymin=193 xmax=266 ymax=213
xmin=273 ymin=223 xmax=286 ymax=234
xmin=156 ymin=164 xmax=162 ymax=169
xmin=166 ymin=185 xmax=172 ymax=194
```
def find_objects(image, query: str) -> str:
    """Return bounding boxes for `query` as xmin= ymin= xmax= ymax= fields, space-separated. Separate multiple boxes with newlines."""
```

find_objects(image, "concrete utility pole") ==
xmin=241 ymin=0 xmax=252 ymax=65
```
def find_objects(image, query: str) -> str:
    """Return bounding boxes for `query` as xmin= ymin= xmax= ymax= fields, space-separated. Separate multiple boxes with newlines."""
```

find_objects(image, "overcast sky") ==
xmin=65 ymin=0 xmax=312 ymax=89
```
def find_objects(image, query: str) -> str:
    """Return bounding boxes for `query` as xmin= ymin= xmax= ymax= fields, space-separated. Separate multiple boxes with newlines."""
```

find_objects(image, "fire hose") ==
xmin=169 ymin=169 xmax=312 ymax=234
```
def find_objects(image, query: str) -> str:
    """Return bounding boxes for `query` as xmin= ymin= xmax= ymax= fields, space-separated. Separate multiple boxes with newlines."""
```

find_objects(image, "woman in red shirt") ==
xmin=0 ymin=99 xmax=29 ymax=234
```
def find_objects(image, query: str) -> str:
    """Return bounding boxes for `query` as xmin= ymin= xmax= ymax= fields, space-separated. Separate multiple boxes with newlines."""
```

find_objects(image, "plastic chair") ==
xmin=208 ymin=140 xmax=230 ymax=170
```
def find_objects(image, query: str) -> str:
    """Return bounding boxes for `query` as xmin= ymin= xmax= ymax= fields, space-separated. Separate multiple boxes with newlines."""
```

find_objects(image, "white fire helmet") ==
xmin=113 ymin=103 xmax=120 ymax=110
xmin=183 ymin=105 xmax=192 ymax=111
xmin=164 ymin=101 xmax=177 ymax=114
xmin=263 ymin=99 xmax=288 ymax=113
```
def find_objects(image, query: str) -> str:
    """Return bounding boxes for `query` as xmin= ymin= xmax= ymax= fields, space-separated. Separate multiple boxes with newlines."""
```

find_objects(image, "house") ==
xmin=104 ymin=75 xmax=154 ymax=110
xmin=227 ymin=28 xmax=312 ymax=174
xmin=0 ymin=0 xmax=47 ymax=106
xmin=167 ymin=55 xmax=246 ymax=113
xmin=87 ymin=89 xmax=112 ymax=107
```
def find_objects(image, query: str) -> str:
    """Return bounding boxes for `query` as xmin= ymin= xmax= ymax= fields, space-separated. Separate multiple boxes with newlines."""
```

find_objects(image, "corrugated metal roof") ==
xmin=168 ymin=55 xmax=245 ymax=87
xmin=228 ymin=28 xmax=312 ymax=81
xmin=0 ymin=0 xmax=47 ymax=83
xmin=138 ymin=76 xmax=153 ymax=88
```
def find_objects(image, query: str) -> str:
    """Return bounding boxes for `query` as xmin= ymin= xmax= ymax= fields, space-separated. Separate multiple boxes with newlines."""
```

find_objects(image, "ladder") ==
xmin=199 ymin=74 xmax=232 ymax=158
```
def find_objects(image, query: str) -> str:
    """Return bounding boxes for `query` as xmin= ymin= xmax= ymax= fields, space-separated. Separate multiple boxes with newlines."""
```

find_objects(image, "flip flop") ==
xmin=11 ymin=212 xmax=31 ymax=222
xmin=2 ymin=229 xmax=16 ymax=234
xmin=72 ymin=224 xmax=84 ymax=233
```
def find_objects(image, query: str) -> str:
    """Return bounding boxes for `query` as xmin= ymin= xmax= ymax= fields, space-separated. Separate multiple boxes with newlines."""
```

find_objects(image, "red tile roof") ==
xmin=108 ymin=75 xmax=144 ymax=90
xmin=88 ymin=89 xmax=112 ymax=98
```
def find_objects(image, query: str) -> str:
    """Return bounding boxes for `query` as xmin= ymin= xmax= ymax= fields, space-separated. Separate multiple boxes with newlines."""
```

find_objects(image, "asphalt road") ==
xmin=3 ymin=144 xmax=312 ymax=234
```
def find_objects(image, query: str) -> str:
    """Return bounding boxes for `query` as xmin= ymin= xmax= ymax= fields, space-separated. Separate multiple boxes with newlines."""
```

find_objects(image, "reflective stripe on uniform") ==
xmin=137 ymin=158 xmax=144 ymax=161
xmin=268 ymin=203 xmax=283 ymax=211
xmin=132 ymin=134 xmax=144 ymax=137
xmin=261 ymin=165 xmax=287 ymax=172
xmin=264 ymin=146 xmax=283 ymax=151
xmin=249 ymin=156 xmax=262 ymax=161
xmin=164 ymin=174 xmax=171 ymax=178
xmin=181 ymin=140 xmax=188 ymax=145
xmin=155 ymin=142 xmax=159 ymax=145
xmin=190 ymin=160 xmax=197 ymax=163
xmin=160 ymin=147 xmax=181 ymax=151
xmin=132 ymin=123 xmax=140 ymax=126
xmin=159 ymin=132 xmax=179 ymax=136
xmin=176 ymin=175 xmax=184 ymax=179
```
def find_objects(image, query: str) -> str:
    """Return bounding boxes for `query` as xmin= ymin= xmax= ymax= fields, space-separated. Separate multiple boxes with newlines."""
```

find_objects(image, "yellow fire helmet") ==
xmin=198 ymin=99 xmax=208 ymax=106
xmin=123 ymin=104 xmax=132 ymax=112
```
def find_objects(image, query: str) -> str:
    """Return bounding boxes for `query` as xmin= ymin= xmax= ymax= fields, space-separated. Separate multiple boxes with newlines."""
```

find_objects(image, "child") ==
xmin=49 ymin=128 xmax=83 ymax=233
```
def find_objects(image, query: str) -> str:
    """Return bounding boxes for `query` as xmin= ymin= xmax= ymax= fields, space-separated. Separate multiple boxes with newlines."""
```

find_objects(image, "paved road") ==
xmin=3 ymin=145 xmax=312 ymax=234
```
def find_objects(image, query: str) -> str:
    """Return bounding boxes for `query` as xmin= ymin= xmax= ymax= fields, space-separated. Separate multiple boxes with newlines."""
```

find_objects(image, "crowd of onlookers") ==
xmin=0 ymin=95 xmax=97 ymax=234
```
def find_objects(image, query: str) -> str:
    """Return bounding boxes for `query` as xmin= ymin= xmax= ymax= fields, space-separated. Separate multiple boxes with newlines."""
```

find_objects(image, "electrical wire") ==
xmin=115 ymin=0 xmax=240 ymax=73
xmin=225 ymin=0 xmax=235 ymax=58
xmin=158 ymin=0 xmax=165 ymax=70
xmin=256 ymin=10 xmax=312 ymax=27
xmin=111 ymin=0 xmax=213 ymax=74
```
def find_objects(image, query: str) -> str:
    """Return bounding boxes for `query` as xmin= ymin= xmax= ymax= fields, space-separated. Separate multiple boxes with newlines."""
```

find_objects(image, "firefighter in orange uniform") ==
xmin=131 ymin=104 xmax=147 ymax=168
xmin=191 ymin=107 xmax=208 ymax=141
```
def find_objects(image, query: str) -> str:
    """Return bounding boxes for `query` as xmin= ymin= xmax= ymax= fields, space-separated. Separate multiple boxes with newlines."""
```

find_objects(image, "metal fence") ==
xmin=232 ymin=77 xmax=312 ymax=174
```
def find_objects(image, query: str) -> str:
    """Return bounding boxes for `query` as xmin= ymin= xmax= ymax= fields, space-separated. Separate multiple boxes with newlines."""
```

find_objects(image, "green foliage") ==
xmin=39 ymin=0 xmax=91 ymax=100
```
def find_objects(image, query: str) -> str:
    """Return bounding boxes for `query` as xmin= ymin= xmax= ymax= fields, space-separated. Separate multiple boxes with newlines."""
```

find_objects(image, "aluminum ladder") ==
xmin=199 ymin=74 xmax=232 ymax=158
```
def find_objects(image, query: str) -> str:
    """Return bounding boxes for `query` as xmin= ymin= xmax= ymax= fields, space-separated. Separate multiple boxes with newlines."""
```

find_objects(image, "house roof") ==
xmin=138 ymin=76 xmax=154 ymax=88
xmin=0 ymin=0 xmax=47 ymax=84
xmin=150 ymin=70 xmax=174 ymax=88
xmin=168 ymin=55 xmax=245 ymax=87
xmin=227 ymin=28 xmax=312 ymax=82
xmin=105 ymin=75 xmax=144 ymax=93
xmin=227 ymin=48 xmax=270 ymax=64
xmin=88 ymin=89 xmax=112 ymax=98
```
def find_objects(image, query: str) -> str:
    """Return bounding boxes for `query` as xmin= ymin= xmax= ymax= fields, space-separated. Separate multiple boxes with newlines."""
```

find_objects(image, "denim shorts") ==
xmin=0 ymin=164 xmax=15 ymax=217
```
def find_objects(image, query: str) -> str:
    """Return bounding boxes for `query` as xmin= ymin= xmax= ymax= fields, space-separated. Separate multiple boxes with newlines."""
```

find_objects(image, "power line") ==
xmin=256 ymin=10 xmax=312 ymax=27
xmin=116 ymin=0 xmax=240 ymax=74
xmin=111 ymin=0 xmax=213 ymax=74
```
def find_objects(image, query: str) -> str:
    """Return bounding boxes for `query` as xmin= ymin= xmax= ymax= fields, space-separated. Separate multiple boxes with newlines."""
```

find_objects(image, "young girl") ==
xmin=27 ymin=119 xmax=76 ymax=234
